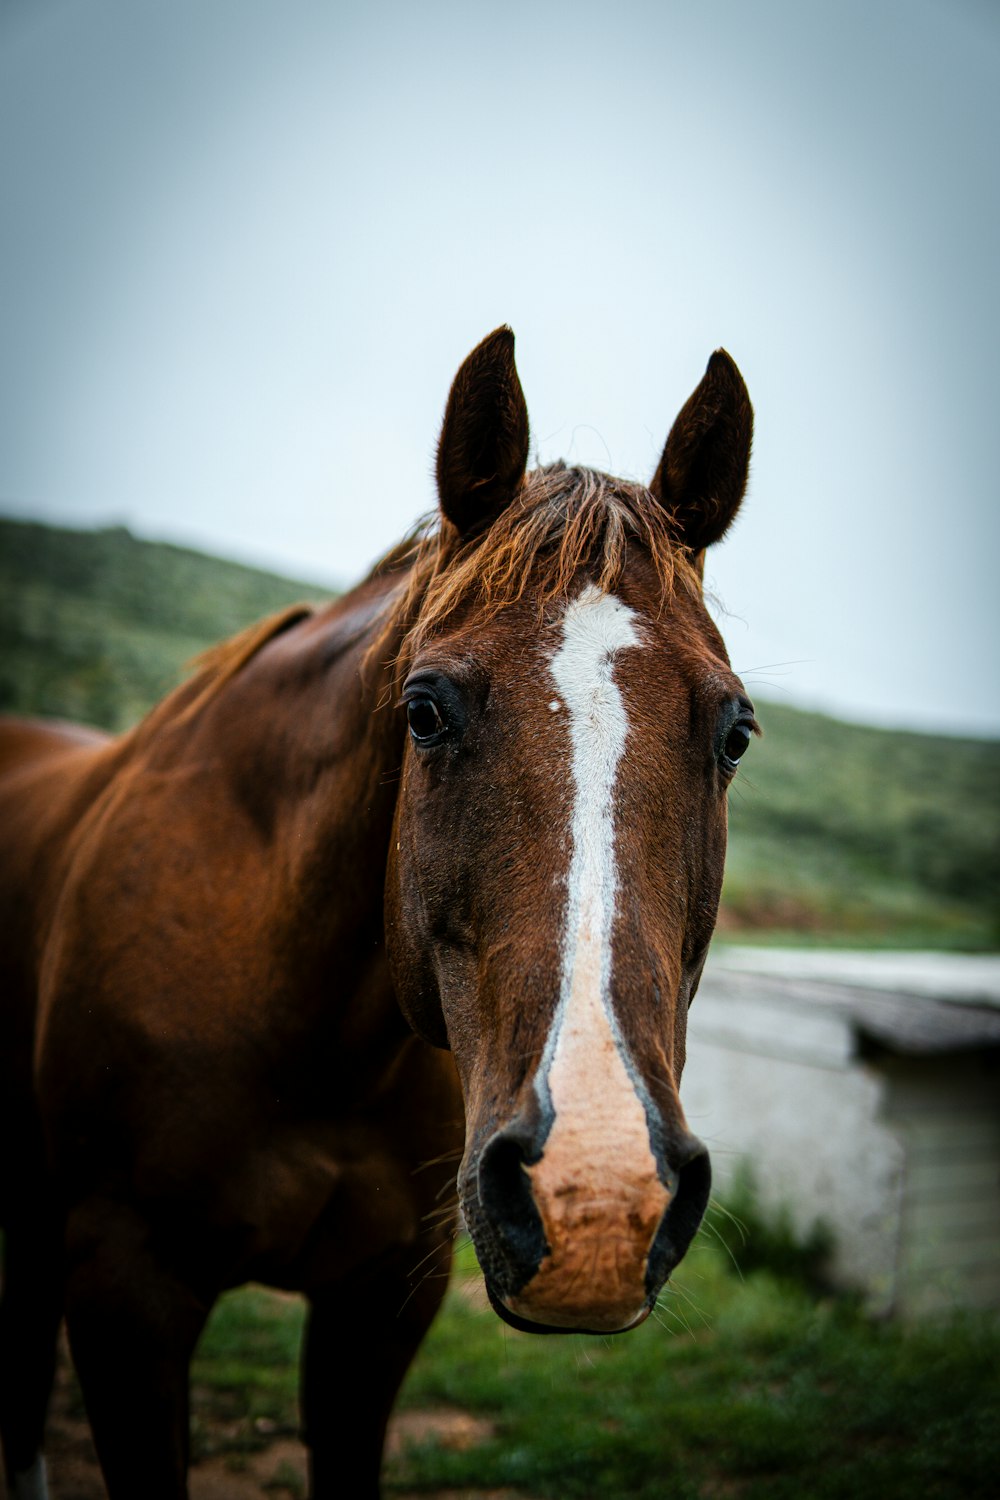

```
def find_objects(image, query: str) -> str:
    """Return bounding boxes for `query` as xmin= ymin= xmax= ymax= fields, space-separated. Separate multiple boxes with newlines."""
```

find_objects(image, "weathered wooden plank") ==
xmin=896 ymin=1118 xmax=1000 ymax=1154
xmin=902 ymin=1221 xmax=1000 ymax=1272
xmin=905 ymin=1157 xmax=1000 ymax=1197
xmin=905 ymin=1192 xmax=1000 ymax=1232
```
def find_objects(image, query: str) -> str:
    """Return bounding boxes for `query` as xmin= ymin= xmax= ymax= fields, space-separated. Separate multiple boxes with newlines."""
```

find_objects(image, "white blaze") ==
xmin=547 ymin=582 xmax=640 ymax=1053
xmin=515 ymin=583 xmax=667 ymax=1330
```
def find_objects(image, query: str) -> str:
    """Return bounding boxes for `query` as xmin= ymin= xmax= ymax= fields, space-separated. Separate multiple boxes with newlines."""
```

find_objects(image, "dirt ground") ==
xmin=3 ymin=1338 xmax=523 ymax=1500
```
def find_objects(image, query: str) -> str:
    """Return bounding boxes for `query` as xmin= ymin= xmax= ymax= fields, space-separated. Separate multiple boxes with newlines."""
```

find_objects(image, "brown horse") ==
xmin=0 ymin=327 xmax=755 ymax=1498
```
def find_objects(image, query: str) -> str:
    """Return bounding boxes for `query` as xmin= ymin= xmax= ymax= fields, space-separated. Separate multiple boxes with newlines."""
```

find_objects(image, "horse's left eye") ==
xmin=407 ymin=697 xmax=445 ymax=744
xmin=720 ymin=721 xmax=753 ymax=771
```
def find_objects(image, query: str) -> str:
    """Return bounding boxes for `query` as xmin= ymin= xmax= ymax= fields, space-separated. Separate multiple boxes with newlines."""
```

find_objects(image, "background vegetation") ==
xmin=2 ymin=515 xmax=996 ymax=948
xmin=724 ymin=699 xmax=999 ymax=948
xmin=0 ymin=517 xmax=335 ymax=731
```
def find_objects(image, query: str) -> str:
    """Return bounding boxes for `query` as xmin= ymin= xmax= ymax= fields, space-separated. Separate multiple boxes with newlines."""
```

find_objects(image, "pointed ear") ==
xmin=651 ymin=350 xmax=753 ymax=554
xmin=436 ymin=326 xmax=530 ymax=537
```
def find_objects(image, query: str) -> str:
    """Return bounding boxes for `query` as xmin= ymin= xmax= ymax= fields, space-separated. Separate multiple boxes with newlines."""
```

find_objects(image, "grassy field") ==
xmin=185 ymin=1226 xmax=1000 ymax=1499
xmin=2 ymin=514 xmax=998 ymax=947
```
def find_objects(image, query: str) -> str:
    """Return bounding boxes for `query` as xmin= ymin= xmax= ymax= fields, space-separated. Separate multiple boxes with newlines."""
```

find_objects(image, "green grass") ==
xmin=190 ymin=1288 xmax=303 ymax=1460
xmin=190 ymin=1232 xmax=1000 ymax=1499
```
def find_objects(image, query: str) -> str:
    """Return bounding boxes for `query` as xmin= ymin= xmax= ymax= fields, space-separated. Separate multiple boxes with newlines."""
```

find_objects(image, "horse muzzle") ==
xmin=465 ymin=1119 xmax=712 ymax=1335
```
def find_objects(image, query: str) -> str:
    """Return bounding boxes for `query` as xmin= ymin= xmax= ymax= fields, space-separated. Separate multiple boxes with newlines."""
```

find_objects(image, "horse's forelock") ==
xmin=369 ymin=463 xmax=701 ymax=682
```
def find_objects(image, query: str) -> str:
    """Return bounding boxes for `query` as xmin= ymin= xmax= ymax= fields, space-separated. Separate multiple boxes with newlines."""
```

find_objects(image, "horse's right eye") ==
xmin=407 ymin=697 xmax=445 ymax=744
xmin=722 ymin=722 xmax=752 ymax=768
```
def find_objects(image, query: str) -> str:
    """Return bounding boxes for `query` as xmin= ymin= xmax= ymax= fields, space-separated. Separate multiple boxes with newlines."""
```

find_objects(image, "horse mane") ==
xmin=367 ymin=462 xmax=702 ymax=679
xmin=131 ymin=603 xmax=315 ymax=739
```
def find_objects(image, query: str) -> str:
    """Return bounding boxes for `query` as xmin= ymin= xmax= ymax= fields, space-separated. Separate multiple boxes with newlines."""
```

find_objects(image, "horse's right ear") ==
xmin=650 ymin=350 xmax=753 ymax=557
xmin=436 ymin=326 xmax=530 ymax=538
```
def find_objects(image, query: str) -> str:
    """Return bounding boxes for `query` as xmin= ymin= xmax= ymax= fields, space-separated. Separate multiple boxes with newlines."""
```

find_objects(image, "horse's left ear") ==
xmin=437 ymin=326 xmax=530 ymax=537
xmin=651 ymin=350 xmax=753 ymax=556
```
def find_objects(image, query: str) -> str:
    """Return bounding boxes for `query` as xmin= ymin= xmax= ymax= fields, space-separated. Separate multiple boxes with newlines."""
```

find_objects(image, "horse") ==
xmin=0 ymin=326 xmax=756 ymax=1499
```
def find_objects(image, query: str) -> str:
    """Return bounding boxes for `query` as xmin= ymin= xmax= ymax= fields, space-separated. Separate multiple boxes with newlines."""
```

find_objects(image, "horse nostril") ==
xmin=646 ymin=1138 xmax=712 ymax=1295
xmin=477 ymin=1127 xmax=548 ymax=1293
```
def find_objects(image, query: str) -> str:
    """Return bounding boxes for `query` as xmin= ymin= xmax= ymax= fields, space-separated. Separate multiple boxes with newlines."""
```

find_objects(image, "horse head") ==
xmin=385 ymin=328 xmax=755 ymax=1334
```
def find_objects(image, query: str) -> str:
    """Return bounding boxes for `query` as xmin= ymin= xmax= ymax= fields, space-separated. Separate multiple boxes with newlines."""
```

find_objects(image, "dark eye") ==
xmin=406 ymin=696 xmax=446 ymax=745
xmin=721 ymin=720 xmax=753 ymax=772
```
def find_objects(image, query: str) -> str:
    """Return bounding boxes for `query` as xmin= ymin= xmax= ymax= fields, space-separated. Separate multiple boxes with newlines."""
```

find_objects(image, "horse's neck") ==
xmin=176 ymin=575 xmax=408 ymax=977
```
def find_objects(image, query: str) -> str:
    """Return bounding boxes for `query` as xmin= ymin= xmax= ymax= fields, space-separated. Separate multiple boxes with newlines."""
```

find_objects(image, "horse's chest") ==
xmin=224 ymin=1123 xmax=435 ymax=1291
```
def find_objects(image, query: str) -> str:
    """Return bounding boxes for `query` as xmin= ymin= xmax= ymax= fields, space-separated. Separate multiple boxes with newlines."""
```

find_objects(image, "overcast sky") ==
xmin=1 ymin=0 xmax=998 ymax=735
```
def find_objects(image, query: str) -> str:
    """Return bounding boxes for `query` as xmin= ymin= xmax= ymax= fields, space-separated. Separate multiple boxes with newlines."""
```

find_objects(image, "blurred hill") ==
xmin=2 ymin=517 xmax=996 ymax=949
xmin=0 ymin=517 xmax=335 ymax=731
xmin=722 ymin=695 xmax=1000 ymax=949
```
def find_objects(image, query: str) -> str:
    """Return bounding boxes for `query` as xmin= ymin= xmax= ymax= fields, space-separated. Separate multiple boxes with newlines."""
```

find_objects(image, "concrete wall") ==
xmin=682 ymin=979 xmax=907 ymax=1312
xmin=681 ymin=967 xmax=1000 ymax=1316
xmin=882 ymin=1051 xmax=1000 ymax=1317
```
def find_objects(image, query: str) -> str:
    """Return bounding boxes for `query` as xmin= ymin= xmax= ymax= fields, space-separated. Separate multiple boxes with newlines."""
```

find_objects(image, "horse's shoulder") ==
xmin=0 ymin=718 xmax=122 ymax=1051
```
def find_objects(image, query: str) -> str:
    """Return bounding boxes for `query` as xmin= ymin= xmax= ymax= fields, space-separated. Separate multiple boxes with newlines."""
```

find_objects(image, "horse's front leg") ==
xmin=62 ymin=1197 xmax=212 ymax=1500
xmin=302 ymin=1242 xmax=454 ymax=1500
xmin=0 ymin=1199 xmax=64 ymax=1500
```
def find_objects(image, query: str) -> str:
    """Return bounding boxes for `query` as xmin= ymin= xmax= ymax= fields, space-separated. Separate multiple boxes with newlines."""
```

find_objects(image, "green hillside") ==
xmin=1 ymin=517 xmax=996 ymax=948
xmin=0 ymin=517 xmax=335 ymax=732
xmin=723 ymin=701 xmax=999 ymax=948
